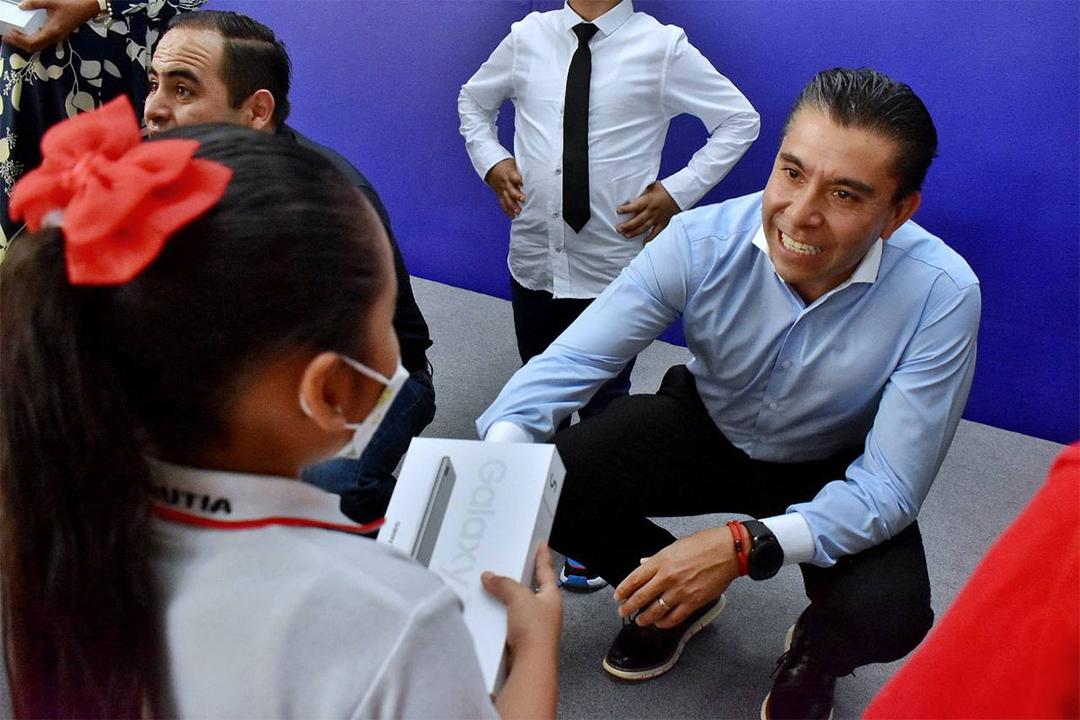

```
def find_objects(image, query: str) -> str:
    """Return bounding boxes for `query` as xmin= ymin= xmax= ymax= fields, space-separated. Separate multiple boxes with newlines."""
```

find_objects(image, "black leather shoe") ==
xmin=760 ymin=616 xmax=836 ymax=720
xmin=602 ymin=595 xmax=726 ymax=680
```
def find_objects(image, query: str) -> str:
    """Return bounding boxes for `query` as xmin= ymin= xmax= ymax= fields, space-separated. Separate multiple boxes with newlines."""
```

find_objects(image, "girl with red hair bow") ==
xmin=0 ymin=98 xmax=562 ymax=719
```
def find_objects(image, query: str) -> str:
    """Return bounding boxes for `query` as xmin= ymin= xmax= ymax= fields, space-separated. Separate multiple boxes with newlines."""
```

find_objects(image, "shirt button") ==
xmin=556 ymin=247 xmax=563 ymax=253
xmin=555 ymin=168 xmax=561 ymax=175
xmin=552 ymin=212 xmax=559 ymax=218
xmin=769 ymin=401 xmax=780 ymax=411
xmin=781 ymin=360 xmax=792 ymax=369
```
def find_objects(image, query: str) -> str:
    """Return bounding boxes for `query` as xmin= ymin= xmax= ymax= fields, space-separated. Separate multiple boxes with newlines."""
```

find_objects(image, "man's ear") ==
xmin=881 ymin=191 xmax=921 ymax=240
xmin=297 ymin=352 xmax=350 ymax=432
xmin=242 ymin=89 xmax=277 ymax=132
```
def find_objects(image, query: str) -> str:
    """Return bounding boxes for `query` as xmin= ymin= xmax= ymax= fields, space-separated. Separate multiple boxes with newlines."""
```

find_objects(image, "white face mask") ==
xmin=301 ymin=355 xmax=410 ymax=460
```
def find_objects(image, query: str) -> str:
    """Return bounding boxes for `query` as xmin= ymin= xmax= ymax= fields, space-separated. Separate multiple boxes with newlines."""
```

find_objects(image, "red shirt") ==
xmin=864 ymin=443 xmax=1079 ymax=719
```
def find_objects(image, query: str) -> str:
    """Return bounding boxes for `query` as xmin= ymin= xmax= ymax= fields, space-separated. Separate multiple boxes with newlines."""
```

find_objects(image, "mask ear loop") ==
xmin=338 ymin=354 xmax=393 ymax=387
xmin=298 ymin=393 xmax=316 ymax=419
xmin=298 ymin=355 xmax=393 ymax=425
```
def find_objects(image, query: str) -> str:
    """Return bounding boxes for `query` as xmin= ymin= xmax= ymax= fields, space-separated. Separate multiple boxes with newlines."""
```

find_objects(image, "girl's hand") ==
xmin=481 ymin=543 xmax=563 ymax=659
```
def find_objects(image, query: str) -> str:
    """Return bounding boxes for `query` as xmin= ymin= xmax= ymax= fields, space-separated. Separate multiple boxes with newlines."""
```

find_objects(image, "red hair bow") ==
xmin=9 ymin=95 xmax=233 ymax=285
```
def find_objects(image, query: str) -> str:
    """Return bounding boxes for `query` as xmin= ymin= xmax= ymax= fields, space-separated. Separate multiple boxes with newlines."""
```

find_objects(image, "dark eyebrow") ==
xmin=779 ymin=152 xmax=804 ymax=170
xmin=779 ymin=151 xmax=876 ymax=196
xmin=833 ymin=176 xmax=875 ymax=196
xmin=157 ymin=68 xmax=202 ymax=86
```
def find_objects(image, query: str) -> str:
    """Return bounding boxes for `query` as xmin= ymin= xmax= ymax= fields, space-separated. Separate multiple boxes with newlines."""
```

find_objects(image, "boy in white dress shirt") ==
xmin=459 ymin=0 xmax=758 ymax=588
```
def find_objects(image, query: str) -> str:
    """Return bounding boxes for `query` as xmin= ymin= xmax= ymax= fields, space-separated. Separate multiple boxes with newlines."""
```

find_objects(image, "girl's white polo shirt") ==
xmin=149 ymin=461 xmax=498 ymax=718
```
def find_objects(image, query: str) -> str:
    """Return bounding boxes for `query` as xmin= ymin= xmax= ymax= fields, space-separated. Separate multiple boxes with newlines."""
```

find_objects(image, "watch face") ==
xmin=758 ymin=542 xmax=783 ymax=570
xmin=750 ymin=539 xmax=783 ymax=580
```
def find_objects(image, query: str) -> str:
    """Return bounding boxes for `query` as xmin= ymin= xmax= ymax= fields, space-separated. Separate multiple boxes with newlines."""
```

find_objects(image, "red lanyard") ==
xmin=152 ymin=504 xmax=385 ymax=536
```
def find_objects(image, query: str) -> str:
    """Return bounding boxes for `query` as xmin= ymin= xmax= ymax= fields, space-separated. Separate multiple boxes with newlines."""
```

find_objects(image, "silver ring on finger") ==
xmin=656 ymin=596 xmax=670 ymax=611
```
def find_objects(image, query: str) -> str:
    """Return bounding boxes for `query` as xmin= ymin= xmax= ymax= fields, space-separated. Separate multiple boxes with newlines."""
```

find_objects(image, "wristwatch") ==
xmin=743 ymin=519 xmax=784 ymax=580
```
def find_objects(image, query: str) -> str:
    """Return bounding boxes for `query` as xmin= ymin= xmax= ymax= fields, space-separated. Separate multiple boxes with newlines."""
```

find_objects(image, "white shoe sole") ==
xmin=559 ymin=565 xmax=608 ymax=590
xmin=601 ymin=594 xmax=727 ymax=681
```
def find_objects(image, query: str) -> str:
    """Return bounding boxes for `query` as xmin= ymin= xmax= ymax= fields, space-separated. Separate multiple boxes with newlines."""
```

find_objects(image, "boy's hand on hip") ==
xmin=617 ymin=181 xmax=679 ymax=243
xmin=485 ymin=158 xmax=526 ymax=220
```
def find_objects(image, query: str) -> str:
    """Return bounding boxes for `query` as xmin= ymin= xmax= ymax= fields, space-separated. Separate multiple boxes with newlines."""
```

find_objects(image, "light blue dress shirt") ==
xmin=477 ymin=192 xmax=981 ymax=567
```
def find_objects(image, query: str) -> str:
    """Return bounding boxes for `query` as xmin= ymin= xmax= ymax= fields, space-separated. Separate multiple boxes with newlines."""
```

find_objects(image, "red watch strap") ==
xmin=727 ymin=520 xmax=750 ymax=577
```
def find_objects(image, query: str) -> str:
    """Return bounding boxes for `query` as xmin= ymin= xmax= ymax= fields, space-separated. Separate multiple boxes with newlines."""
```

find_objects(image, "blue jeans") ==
xmin=301 ymin=370 xmax=436 ymax=525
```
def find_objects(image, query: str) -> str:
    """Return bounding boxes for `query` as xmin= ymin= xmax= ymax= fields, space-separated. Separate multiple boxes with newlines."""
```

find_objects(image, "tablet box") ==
xmin=0 ymin=1 xmax=47 ymax=35
xmin=378 ymin=438 xmax=564 ymax=693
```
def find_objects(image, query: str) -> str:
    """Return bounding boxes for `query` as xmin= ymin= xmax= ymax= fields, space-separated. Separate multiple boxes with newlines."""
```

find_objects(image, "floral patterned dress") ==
xmin=0 ymin=0 xmax=205 ymax=247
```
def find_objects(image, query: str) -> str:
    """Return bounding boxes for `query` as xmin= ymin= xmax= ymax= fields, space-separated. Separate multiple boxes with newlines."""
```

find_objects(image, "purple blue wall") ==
xmin=208 ymin=0 xmax=1079 ymax=445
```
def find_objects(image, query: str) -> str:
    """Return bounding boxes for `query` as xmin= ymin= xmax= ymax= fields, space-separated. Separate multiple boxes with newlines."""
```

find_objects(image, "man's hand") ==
xmin=485 ymin=157 xmax=526 ymax=220
xmin=3 ymin=0 xmax=101 ymax=53
xmin=616 ymin=181 xmax=680 ymax=243
xmin=613 ymin=526 xmax=739 ymax=629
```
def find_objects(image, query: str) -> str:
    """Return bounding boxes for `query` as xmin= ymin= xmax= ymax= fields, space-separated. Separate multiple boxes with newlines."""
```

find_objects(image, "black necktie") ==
xmin=562 ymin=22 xmax=599 ymax=234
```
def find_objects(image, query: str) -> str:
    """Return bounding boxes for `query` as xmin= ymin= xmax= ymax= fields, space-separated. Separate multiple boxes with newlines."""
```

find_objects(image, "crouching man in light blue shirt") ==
xmin=477 ymin=67 xmax=980 ymax=720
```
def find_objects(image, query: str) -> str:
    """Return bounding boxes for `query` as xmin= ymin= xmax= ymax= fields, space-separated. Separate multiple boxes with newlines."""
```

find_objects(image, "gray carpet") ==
xmin=412 ymin=276 xmax=1066 ymax=719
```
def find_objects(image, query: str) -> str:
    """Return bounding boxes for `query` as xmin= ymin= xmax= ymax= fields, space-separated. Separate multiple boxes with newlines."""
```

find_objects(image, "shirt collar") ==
xmin=149 ymin=460 xmax=373 ymax=532
xmin=560 ymin=0 xmax=634 ymax=37
xmin=751 ymin=224 xmax=884 ymax=293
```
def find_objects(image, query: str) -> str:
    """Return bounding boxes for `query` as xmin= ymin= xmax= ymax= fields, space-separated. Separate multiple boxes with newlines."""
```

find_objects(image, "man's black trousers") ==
xmin=549 ymin=365 xmax=934 ymax=675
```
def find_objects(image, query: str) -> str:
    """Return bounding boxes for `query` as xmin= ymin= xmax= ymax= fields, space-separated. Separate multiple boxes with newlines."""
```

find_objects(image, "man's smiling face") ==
xmin=761 ymin=107 xmax=921 ymax=304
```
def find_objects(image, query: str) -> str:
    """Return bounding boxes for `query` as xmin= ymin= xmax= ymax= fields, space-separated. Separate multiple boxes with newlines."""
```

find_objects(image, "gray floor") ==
xmin=412 ymin=276 xmax=1066 ymax=719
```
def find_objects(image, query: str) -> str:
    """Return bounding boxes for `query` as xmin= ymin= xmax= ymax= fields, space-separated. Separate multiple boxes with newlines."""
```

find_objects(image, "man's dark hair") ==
xmin=786 ymin=68 xmax=937 ymax=200
xmin=168 ymin=10 xmax=292 ymax=128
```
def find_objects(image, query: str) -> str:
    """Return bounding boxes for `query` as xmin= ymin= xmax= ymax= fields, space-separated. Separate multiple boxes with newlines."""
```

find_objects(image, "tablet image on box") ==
xmin=411 ymin=456 xmax=456 ymax=567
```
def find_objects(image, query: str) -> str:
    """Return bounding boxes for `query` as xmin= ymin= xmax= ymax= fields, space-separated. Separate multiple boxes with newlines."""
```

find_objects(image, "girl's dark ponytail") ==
xmin=1 ymin=229 xmax=159 ymax=718
xmin=1 ymin=124 xmax=388 ymax=718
